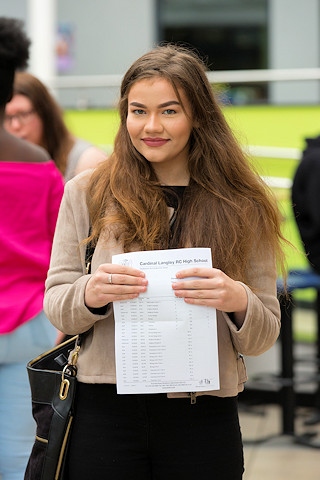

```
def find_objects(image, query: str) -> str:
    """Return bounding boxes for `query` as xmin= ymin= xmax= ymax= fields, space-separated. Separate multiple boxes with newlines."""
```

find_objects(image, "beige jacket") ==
xmin=44 ymin=171 xmax=281 ymax=400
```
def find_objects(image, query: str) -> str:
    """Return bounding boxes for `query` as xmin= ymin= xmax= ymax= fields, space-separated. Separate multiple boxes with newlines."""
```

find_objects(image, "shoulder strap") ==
xmin=85 ymin=226 xmax=95 ymax=274
xmin=77 ymin=234 xmax=95 ymax=345
xmin=85 ymin=241 xmax=95 ymax=274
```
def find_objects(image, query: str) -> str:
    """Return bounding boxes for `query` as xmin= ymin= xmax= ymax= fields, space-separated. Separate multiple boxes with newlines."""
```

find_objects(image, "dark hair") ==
xmin=0 ymin=17 xmax=30 ymax=104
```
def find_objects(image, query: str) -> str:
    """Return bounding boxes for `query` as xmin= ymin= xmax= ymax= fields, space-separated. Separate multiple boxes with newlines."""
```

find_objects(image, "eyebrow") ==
xmin=129 ymin=100 xmax=181 ymax=108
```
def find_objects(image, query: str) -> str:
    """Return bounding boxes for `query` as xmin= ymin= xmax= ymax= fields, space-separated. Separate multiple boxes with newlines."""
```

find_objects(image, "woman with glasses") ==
xmin=5 ymin=71 xmax=107 ymax=182
xmin=0 ymin=17 xmax=64 ymax=480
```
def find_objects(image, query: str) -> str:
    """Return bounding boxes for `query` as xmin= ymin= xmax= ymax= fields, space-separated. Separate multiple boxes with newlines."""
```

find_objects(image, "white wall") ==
xmin=0 ymin=0 xmax=157 ymax=107
xmin=56 ymin=0 xmax=157 ymax=107
xmin=268 ymin=0 xmax=320 ymax=104
xmin=58 ymin=0 xmax=156 ymax=76
xmin=0 ymin=0 xmax=26 ymax=20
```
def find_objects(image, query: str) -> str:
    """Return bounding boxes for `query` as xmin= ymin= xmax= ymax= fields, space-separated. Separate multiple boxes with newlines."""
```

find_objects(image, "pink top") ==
xmin=0 ymin=161 xmax=64 ymax=334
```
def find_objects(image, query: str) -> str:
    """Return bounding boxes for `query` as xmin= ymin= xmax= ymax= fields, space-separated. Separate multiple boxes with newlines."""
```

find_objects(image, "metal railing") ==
xmin=51 ymin=68 xmax=320 ymax=89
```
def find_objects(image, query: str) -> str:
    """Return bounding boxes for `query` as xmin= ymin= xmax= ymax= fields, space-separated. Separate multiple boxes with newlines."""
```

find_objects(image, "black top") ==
xmin=162 ymin=185 xmax=187 ymax=248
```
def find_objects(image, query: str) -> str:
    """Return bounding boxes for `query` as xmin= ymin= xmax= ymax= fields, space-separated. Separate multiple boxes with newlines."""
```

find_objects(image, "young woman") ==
xmin=0 ymin=17 xmax=64 ymax=480
xmin=44 ymin=44 xmax=287 ymax=479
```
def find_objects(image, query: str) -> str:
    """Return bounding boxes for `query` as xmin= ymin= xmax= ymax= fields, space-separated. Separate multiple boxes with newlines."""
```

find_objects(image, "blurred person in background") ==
xmin=5 ymin=71 xmax=107 ymax=182
xmin=0 ymin=17 xmax=64 ymax=480
xmin=292 ymin=135 xmax=320 ymax=276
xmin=292 ymin=135 xmax=320 ymax=427
xmin=5 ymin=72 xmax=108 ymax=346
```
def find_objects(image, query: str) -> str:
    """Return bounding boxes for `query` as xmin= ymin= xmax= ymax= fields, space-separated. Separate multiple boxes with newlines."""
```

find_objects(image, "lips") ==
xmin=142 ymin=138 xmax=169 ymax=147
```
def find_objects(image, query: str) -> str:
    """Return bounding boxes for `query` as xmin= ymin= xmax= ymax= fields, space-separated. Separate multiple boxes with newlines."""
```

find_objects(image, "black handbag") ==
xmin=24 ymin=239 xmax=94 ymax=480
xmin=24 ymin=335 xmax=81 ymax=480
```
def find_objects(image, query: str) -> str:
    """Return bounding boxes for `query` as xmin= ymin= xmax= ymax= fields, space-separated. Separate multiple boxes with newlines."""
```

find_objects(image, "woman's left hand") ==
xmin=172 ymin=267 xmax=248 ymax=326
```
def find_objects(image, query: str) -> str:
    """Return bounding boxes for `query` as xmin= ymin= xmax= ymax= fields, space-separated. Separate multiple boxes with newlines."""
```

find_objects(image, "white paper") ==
xmin=112 ymin=248 xmax=220 ymax=394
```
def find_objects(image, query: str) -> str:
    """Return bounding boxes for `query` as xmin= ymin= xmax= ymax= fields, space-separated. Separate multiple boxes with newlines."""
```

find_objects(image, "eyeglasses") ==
xmin=4 ymin=109 xmax=35 ymax=126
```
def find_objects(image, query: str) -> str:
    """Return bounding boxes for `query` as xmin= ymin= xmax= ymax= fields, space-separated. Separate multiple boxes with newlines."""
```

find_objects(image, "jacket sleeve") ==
xmin=44 ymin=173 xmax=108 ymax=334
xmin=222 ymin=247 xmax=281 ymax=356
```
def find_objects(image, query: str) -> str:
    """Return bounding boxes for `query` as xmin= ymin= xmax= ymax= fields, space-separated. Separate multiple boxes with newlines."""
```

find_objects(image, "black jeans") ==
xmin=65 ymin=383 xmax=244 ymax=480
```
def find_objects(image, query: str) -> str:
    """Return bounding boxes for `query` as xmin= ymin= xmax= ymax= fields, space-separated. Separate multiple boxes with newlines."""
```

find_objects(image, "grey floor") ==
xmin=240 ymin=403 xmax=320 ymax=480
xmin=241 ymin=305 xmax=320 ymax=479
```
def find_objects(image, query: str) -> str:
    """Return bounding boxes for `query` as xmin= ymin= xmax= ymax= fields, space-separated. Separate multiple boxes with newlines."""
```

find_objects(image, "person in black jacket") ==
xmin=292 ymin=135 xmax=320 ymax=273
xmin=292 ymin=135 xmax=320 ymax=427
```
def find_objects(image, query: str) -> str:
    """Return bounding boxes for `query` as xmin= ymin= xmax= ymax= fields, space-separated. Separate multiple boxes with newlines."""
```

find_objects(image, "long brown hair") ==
xmin=87 ymin=44 xmax=287 ymax=283
xmin=13 ymin=71 xmax=74 ymax=174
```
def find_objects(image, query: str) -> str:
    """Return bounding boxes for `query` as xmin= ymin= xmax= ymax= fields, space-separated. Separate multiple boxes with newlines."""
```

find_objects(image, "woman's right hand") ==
xmin=84 ymin=263 xmax=148 ymax=308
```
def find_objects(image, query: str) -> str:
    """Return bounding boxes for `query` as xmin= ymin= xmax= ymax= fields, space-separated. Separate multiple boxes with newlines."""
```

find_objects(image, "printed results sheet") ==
xmin=112 ymin=248 xmax=220 ymax=394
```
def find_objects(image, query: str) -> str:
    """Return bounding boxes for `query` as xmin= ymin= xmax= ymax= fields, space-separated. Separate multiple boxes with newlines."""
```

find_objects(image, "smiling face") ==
xmin=126 ymin=77 xmax=193 ymax=185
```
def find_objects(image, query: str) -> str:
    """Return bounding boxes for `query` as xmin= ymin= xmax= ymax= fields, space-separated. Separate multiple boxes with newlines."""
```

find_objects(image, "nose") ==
xmin=145 ymin=114 xmax=163 ymax=132
xmin=6 ymin=117 xmax=22 ymax=132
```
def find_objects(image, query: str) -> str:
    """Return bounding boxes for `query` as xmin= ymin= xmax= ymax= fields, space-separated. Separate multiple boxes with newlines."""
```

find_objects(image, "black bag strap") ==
xmin=85 ymin=229 xmax=95 ymax=275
